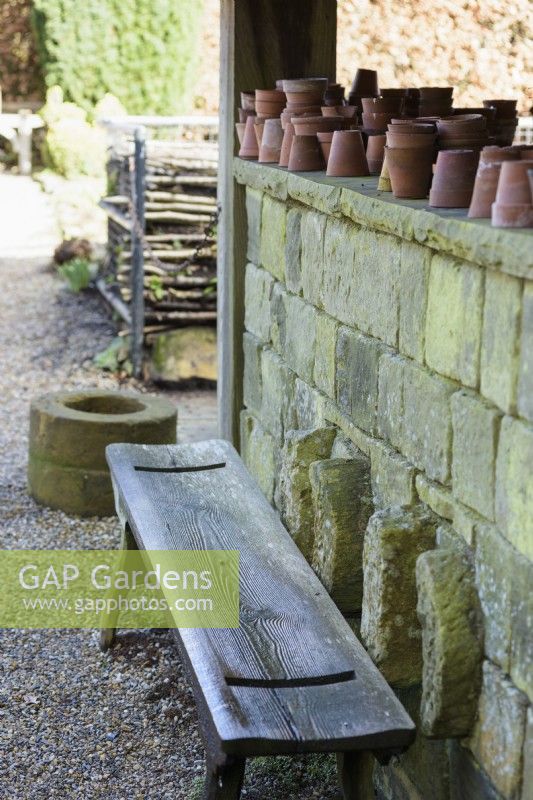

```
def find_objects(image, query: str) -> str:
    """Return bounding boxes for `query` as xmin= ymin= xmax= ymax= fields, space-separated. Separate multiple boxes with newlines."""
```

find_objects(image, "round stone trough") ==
xmin=28 ymin=389 xmax=177 ymax=516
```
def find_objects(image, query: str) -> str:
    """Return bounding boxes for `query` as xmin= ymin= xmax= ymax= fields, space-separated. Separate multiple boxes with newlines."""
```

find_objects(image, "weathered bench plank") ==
xmin=104 ymin=440 xmax=415 ymax=796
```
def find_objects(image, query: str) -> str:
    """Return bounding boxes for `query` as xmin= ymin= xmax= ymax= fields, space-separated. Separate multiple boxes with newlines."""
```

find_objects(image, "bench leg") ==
xmin=99 ymin=524 xmax=137 ymax=652
xmin=204 ymin=757 xmax=245 ymax=800
xmin=336 ymin=751 xmax=375 ymax=800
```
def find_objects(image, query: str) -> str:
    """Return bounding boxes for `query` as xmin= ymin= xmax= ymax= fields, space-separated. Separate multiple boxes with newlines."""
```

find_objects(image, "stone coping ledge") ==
xmin=234 ymin=157 xmax=533 ymax=279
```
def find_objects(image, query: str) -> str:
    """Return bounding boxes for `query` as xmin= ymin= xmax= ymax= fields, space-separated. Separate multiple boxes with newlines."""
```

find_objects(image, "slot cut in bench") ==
xmin=101 ymin=440 xmax=415 ymax=799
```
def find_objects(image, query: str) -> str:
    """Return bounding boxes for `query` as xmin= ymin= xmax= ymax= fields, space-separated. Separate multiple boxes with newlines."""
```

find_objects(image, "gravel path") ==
xmin=0 ymin=177 xmax=339 ymax=799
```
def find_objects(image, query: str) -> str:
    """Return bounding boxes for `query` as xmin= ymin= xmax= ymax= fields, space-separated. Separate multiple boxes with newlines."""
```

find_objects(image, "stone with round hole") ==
xmin=28 ymin=390 xmax=177 ymax=516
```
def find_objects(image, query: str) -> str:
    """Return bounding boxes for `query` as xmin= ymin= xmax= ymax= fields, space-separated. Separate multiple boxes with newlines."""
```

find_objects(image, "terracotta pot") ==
xmin=282 ymin=78 xmax=329 ymax=93
xmin=468 ymin=162 xmax=503 ymax=218
xmin=258 ymin=118 xmax=284 ymax=163
xmin=491 ymin=203 xmax=533 ymax=228
xmin=235 ymin=122 xmax=246 ymax=146
xmin=238 ymin=108 xmax=256 ymax=123
xmin=454 ymin=107 xmax=497 ymax=123
xmin=483 ymin=99 xmax=517 ymax=119
xmin=255 ymin=89 xmax=286 ymax=116
xmin=317 ymin=131 xmax=334 ymax=164
xmin=429 ymin=149 xmax=478 ymax=207
xmin=241 ymin=91 xmax=256 ymax=111
xmin=494 ymin=160 xmax=533 ymax=205
xmin=388 ymin=122 xmax=435 ymax=134
xmin=279 ymin=122 xmax=295 ymax=167
xmin=285 ymin=90 xmax=325 ymax=108
xmin=381 ymin=88 xmax=408 ymax=97
xmin=292 ymin=115 xmax=344 ymax=136
xmin=419 ymin=86 xmax=454 ymax=99
xmin=362 ymin=111 xmax=393 ymax=131
xmin=480 ymin=146 xmax=520 ymax=164
xmin=385 ymin=146 xmax=433 ymax=198
xmin=287 ymin=134 xmax=325 ymax=171
xmin=386 ymin=131 xmax=436 ymax=149
xmin=282 ymin=106 xmax=322 ymax=124
xmin=326 ymin=130 xmax=369 ymax=177
xmin=324 ymin=84 xmax=345 ymax=106
xmin=349 ymin=68 xmax=379 ymax=100
xmin=361 ymin=96 xmax=404 ymax=114
xmin=239 ymin=115 xmax=259 ymax=159
xmin=254 ymin=119 xmax=266 ymax=147
xmin=322 ymin=105 xmax=358 ymax=119
xmin=378 ymin=152 xmax=392 ymax=191
xmin=366 ymin=134 xmax=386 ymax=173
xmin=437 ymin=115 xmax=486 ymax=135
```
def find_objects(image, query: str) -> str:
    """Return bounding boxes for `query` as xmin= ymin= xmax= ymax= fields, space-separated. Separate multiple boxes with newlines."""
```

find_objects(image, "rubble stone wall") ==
xmin=235 ymin=158 xmax=533 ymax=800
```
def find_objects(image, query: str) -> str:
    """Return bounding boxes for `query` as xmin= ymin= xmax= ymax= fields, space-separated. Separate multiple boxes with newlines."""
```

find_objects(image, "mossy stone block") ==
xmin=242 ymin=332 xmax=263 ymax=416
xmin=313 ymin=311 xmax=338 ymax=398
xmin=402 ymin=361 xmax=455 ymax=484
xmin=518 ymin=280 xmax=533 ymax=423
xmin=277 ymin=427 xmax=335 ymax=560
xmin=245 ymin=187 xmax=262 ymax=265
xmin=361 ymin=506 xmax=437 ymax=687
xmin=260 ymin=194 xmax=286 ymax=281
xmin=425 ymin=254 xmax=483 ymax=388
xmin=475 ymin=523 xmax=514 ymax=672
xmin=240 ymin=410 xmax=278 ymax=503
xmin=468 ymin=661 xmax=528 ymax=800
xmin=481 ymin=271 xmax=521 ymax=414
xmin=495 ymin=415 xmax=533 ymax=560
xmin=285 ymin=206 xmax=302 ymax=295
xmin=416 ymin=549 xmax=483 ymax=738
xmin=370 ymin=441 xmax=417 ymax=509
xmin=336 ymin=327 xmax=391 ymax=435
xmin=451 ymin=390 xmax=501 ymax=520
xmin=310 ymin=456 xmax=373 ymax=613
xmin=260 ymin=347 xmax=296 ymax=443
xmin=149 ymin=327 xmax=216 ymax=382
xmin=399 ymin=240 xmax=431 ymax=363
xmin=300 ymin=210 xmax=327 ymax=308
xmin=244 ymin=263 xmax=274 ymax=343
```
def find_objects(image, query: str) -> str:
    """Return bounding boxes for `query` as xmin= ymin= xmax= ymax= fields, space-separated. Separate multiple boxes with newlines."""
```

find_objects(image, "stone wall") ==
xmin=235 ymin=158 xmax=533 ymax=800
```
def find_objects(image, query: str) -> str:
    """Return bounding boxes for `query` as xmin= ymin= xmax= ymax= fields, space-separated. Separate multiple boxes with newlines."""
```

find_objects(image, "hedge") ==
xmin=31 ymin=0 xmax=203 ymax=115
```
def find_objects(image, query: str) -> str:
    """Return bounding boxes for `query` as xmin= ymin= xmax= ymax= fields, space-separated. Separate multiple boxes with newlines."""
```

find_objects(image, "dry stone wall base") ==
xmin=236 ymin=162 xmax=533 ymax=800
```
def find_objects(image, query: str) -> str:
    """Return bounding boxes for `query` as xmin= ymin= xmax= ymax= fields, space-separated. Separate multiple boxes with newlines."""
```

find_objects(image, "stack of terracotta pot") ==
xmin=468 ymin=146 xmax=519 ymax=218
xmin=384 ymin=121 xmax=437 ymax=198
xmin=235 ymin=91 xmax=257 ymax=158
xmin=436 ymin=114 xmax=489 ymax=153
xmin=485 ymin=100 xmax=519 ymax=147
xmin=492 ymin=158 xmax=533 ymax=228
xmin=348 ymin=68 xmax=379 ymax=119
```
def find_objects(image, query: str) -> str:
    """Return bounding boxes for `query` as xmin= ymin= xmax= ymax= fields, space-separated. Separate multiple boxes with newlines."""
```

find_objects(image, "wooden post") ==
xmin=217 ymin=0 xmax=337 ymax=446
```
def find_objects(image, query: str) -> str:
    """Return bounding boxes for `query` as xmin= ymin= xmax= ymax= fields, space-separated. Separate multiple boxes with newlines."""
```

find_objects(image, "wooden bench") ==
xmin=101 ymin=440 xmax=415 ymax=799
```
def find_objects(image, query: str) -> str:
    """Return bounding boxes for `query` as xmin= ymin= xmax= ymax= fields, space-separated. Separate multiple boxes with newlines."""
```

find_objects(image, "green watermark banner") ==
xmin=0 ymin=550 xmax=240 ymax=629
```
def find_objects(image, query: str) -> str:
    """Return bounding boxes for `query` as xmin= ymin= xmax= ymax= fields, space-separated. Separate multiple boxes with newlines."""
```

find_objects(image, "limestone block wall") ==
xmin=234 ymin=158 xmax=533 ymax=800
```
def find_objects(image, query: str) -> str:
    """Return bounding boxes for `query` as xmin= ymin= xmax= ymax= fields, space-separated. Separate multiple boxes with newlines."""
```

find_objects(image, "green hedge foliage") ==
xmin=32 ymin=0 xmax=203 ymax=115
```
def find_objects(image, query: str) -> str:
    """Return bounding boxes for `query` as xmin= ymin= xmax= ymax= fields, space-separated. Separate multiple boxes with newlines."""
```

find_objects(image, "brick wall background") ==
xmin=237 ymin=162 xmax=532 ymax=800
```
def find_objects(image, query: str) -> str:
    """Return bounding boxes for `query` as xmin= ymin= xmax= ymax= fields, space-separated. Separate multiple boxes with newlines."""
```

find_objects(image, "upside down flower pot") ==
xmin=287 ymin=135 xmax=325 ymax=172
xmin=492 ymin=160 xmax=533 ymax=228
xmin=258 ymin=118 xmax=284 ymax=163
xmin=429 ymin=150 xmax=478 ymax=208
xmin=239 ymin=115 xmax=259 ymax=159
xmin=385 ymin=146 xmax=433 ymax=199
xmin=326 ymin=130 xmax=369 ymax=177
